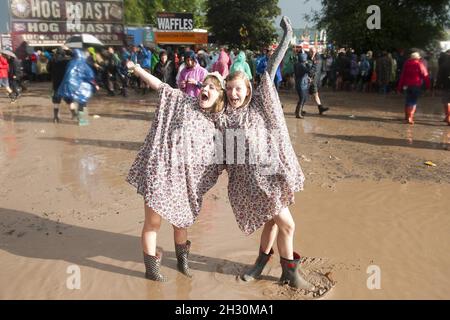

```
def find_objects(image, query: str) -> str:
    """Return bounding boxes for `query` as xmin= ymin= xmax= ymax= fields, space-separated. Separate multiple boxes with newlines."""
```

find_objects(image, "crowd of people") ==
xmin=1 ymin=38 xmax=449 ymax=126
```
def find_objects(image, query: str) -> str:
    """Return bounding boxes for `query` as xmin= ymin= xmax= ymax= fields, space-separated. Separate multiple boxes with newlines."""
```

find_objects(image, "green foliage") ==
xmin=124 ymin=0 xmax=207 ymax=28
xmin=206 ymin=0 xmax=281 ymax=50
xmin=313 ymin=0 xmax=450 ymax=52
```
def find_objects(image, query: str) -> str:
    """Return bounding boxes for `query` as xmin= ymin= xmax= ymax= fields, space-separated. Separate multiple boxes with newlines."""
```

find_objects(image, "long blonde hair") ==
xmin=203 ymin=74 xmax=225 ymax=113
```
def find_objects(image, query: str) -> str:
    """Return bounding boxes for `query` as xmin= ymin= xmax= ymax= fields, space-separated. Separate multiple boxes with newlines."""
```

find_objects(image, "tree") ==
xmin=312 ymin=0 xmax=450 ymax=52
xmin=124 ymin=0 xmax=207 ymax=27
xmin=124 ymin=0 xmax=146 ymax=25
xmin=206 ymin=0 xmax=281 ymax=50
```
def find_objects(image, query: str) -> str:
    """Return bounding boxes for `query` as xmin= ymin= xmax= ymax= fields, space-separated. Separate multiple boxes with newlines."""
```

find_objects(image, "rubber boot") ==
xmin=175 ymin=240 xmax=193 ymax=278
xmin=8 ymin=92 xmax=17 ymax=103
xmin=295 ymin=101 xmax=303 ymax=119
xmin=241 ymin=248 xmax=274 ymax=282
xmin=78 ymin=107 xmax=89 ymax=126
xmin=318 ymin=104 xmax=329 ymax=115
xmin=143 ymin=251 xmax=168 ymax=282
xmin=279 ymin=252 xmax=316 ymax=291
xmin=53 ymin=108 xmax=60 ymax=123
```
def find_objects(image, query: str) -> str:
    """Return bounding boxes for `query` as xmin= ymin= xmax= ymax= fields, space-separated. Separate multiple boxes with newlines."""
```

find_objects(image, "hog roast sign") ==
xmin=9 ymin=0 xmax=125 ymax=49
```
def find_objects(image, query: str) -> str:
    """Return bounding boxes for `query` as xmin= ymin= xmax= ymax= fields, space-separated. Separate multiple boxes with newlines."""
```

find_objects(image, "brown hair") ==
xmin=203 ymin=75 xmax=225 ymax=113
xmin=225 ymin=71 xmax=252 ymax=108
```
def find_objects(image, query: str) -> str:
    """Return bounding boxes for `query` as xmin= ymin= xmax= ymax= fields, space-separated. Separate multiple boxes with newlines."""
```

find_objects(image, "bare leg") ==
xmin=312 ymin=92 xmax=322 ymax=106
xmin=142 ymin=203 xmax=162 ymax=256
xmin=173 ymin=225 xmax=192 ymax=277
xmin=260 ymin=219 xmax=278 ymax=254
xmin=273 ymin=207 xmax=295 ymax=260
xmin=173 ymin=225 xmax=188 ymax=245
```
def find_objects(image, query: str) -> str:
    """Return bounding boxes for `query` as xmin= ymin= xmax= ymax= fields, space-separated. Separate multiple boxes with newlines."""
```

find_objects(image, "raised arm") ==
xmin=267 ymin=16 xmax=293 ymax=82
xmin=126 ymin=60 xmax=162 ymax=90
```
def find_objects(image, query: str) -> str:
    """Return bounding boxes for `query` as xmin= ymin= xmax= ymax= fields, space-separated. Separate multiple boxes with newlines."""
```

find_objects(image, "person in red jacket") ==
xmin=0 ymin=52 xmax=17 ymax=103
xmin=397 ymin=51 xmax=430 ymax=124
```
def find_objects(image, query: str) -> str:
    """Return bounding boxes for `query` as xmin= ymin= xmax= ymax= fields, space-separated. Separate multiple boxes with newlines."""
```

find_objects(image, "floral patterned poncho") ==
xmin=225 ymin=72 xmax=305 ymax=235
xmin=127 ymin=83 xmax=224 ymax=228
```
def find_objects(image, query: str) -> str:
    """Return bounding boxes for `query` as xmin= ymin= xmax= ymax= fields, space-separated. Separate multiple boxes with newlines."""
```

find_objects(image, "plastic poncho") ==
xmin=230 ymin=51 xmax=253 ymax=80
xmin=282 ymin=47 xmax=296 ymax=76
xmin=212 ymin=50 xmax=230 ymax=78
xmin=57 ymin=49 xmax=96 ymax=104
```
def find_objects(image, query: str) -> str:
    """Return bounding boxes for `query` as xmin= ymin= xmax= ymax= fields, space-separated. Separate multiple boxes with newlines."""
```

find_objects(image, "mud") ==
xmin=0 ymin=83 xmax=449 ymax=299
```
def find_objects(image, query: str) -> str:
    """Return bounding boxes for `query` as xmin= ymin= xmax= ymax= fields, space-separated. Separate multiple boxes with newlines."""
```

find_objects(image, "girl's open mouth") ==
xmin=201 ymin=93 xmax=209 ymax=101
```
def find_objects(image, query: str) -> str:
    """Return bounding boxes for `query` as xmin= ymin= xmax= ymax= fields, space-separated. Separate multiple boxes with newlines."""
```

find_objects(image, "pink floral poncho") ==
xmin=224 ymin=72 xmax=305 ymax=235
xmin=127 ymin=83 xmax=224 ymax=228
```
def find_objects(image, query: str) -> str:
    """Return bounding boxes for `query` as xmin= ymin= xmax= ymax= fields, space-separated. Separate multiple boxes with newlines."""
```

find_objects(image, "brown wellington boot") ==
xmin=241 ymin=248 xmax=274 ymax=282
xmin=279 ymin=252 xmax=316 ymax=291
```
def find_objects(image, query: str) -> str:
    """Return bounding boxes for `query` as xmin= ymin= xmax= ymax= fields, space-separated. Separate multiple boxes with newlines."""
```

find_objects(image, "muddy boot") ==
xmin=78 ymin=107 xmax=89 ymax=126
xmin=53 ymin=108 xmax=60 ymax=123
xmin=279 ymin=252 xmax=316 ymax=291
xmin=295 ymin=102 xmax=303 ymax=119
xmin=175 ymin=240 xmax=193 ymax=278
xmin=8 ymin=92 xmax=17 ymax=103
xmin=318 ymin=104 xmax=329 ymax=115
xmin=143 ymin=251 xmax=168 ymax=282
xmin=241 ymin=248 xmax=274 ymax=282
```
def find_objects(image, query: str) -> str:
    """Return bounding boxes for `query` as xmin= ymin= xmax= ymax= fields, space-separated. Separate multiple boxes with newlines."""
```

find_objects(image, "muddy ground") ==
xmin=0 ymin=83 xmax=449 ymax=299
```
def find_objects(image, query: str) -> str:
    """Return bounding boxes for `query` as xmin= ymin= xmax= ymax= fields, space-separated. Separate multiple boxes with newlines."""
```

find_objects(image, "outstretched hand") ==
xmin=280 ymin=16 xmax=293 ymax=34
xmin=126 ymin=60 xmax=136 ymax=70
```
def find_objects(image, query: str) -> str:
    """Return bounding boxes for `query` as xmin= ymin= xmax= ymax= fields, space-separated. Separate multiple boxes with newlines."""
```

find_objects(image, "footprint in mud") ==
xmin=213 ymin=252 xmax=335 ymax=299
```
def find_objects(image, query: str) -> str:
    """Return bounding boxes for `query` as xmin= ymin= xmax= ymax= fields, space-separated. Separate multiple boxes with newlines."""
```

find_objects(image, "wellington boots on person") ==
xmin=241 ymin=248 xmax=274 ymax=282
xmin=279 ymin=252 xmax=316 ymax=291
xmin=53 ymin=108 xmax=60 ymax=123
xmin=175 ymin=240 xmax=193 ymax=278
xmin=78 ymin=108 xmax=89 ymax=126
xmin=318 ymin=104 xmax=329 ymax=115
xmin=295 ymin=102 xmax=303 ymax=119
xmin=8 ymin=92 xmax=17 ymax=103
xmin=143 ymin=251 xmax=168 ymax=282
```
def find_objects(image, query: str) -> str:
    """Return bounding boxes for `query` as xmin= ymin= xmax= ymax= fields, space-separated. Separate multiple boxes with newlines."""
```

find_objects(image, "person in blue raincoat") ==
xmin=256 ymin=47 xmax=282 ymax=90
xmin=57 ymin=49 xmax=99 ymax=126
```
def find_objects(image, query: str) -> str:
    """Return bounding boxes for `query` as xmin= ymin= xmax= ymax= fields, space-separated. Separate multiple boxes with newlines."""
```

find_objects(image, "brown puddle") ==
xmin=0 ymin=84 xmax=449 ymax=299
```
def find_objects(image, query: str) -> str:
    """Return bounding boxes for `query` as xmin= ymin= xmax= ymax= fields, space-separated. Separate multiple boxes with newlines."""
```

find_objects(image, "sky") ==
xmin=276 ymin=0 xmax=322 ymax=29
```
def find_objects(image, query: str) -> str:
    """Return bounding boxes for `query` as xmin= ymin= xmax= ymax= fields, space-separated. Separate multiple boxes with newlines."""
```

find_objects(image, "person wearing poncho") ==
xmin=230 ymin=51 xmax=253 ymax=81
xmin=56 ymin=49 xmax=98 ymax=125
xmin=224 ymin=16 xmax=317 ymax=292
xmin=126 ymin=61 xmax=226 ymax=282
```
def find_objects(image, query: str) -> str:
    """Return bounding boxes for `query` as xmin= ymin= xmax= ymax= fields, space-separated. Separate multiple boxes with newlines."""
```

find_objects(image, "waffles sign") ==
xmin=9 ymin=0 xmax=125 ymax=48
xmin=157 ymin=12 xmax=194 ymax=31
